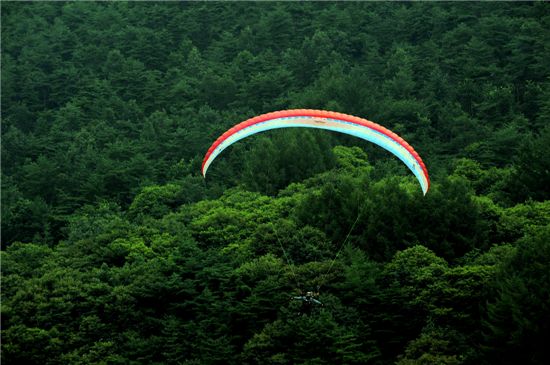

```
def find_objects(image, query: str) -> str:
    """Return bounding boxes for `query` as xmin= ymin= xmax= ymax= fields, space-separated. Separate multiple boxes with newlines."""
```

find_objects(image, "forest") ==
xmin=1 ymin=2 xmax=549 ymax=364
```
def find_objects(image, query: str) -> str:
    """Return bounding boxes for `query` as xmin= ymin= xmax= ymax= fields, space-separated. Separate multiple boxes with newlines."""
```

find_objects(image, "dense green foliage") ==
xmin=2 ymin=2 xmax=549 ymax=364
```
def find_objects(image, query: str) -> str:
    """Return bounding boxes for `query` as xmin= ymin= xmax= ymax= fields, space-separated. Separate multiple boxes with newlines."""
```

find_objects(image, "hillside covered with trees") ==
xmin=2 ymin=2 xmax=549 ymax=364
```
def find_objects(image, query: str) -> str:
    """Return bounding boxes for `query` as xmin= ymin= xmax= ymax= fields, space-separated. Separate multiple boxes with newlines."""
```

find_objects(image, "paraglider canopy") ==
xmin=202 ymin=109 xmax=430 ymax=195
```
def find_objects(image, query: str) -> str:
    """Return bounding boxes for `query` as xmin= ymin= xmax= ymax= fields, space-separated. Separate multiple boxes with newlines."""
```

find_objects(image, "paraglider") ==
xmin=291 ymin=290 xmax=323 ymax=316
xmin=201 ymin=109 xmax=430 ymax=195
